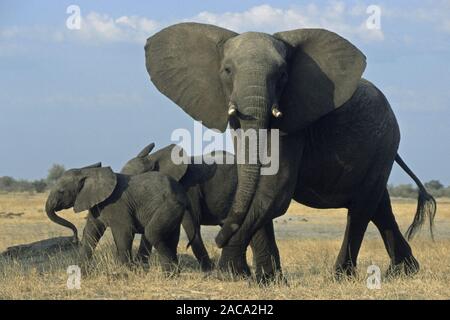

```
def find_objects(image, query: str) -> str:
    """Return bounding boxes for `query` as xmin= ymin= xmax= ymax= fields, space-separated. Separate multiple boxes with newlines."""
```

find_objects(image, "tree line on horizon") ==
xmin=0 ymin=164 xmax=65 ymax=193
xmin=1 ymin=164 xmax=449 ymax=198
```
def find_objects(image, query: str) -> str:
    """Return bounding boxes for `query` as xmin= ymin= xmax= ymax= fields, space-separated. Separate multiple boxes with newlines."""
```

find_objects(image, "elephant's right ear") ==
xmin=73 ymin=167 xmax=117 ymax=213
xmin=145 ymin=22 xmax=238 ymax=132
xmin=137 ymin=143 xmax=155 ymax=158
xmin=148 ymin=144 xmax=188 ymax=181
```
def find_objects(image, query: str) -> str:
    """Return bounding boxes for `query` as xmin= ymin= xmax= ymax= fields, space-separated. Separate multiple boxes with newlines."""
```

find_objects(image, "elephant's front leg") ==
xmin=250 ymin=221 xmax=285 ymax=284
xmin=110 ymin=225 xmax=135 ymax=266
xmin=136 ymin=236 xmax=152 ymax=264
xmin=217 ymin=202 xmax=277 ymax=280
xmin=79 ymin=211 xmax=106 ymax=273
xmin=218 ymin=134 xmax=304 ymax=280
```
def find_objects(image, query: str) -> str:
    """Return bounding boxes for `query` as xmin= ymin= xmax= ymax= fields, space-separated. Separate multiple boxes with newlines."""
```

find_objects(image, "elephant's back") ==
xmin=128 ymin=171 xmax=187 ymax=205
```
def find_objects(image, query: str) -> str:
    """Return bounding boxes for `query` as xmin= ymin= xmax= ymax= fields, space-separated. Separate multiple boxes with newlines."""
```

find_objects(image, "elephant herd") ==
xmin=45 ymin=22 xmax=436 ymax=283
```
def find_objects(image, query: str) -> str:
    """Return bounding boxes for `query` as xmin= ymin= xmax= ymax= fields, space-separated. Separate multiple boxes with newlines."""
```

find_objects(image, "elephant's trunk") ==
xmin=45 ymin=197 xmax=78 ymax=243
xmin=216 ymin=91 xmax=270 ymax=248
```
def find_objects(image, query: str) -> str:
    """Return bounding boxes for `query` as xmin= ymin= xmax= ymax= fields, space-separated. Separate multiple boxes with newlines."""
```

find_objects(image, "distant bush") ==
xmin=0 ymin=176 xmax=35 ymax=193
xmin=0 ymin=163 xmax=65 ymax=193
xmin=32 ymin=179 xmax=48 ymax=193
xmin=46 ymin=164 xmax=65 ymax=187
xmin=1 ymin=166 xmax=449 ymax=198
xmin=388 ymin=180 xmax=450 ymax=198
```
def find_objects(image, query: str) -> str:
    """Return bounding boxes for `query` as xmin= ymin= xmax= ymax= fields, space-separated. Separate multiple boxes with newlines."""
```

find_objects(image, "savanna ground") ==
xmin=0 ymin=193 xmax=449 ymax=299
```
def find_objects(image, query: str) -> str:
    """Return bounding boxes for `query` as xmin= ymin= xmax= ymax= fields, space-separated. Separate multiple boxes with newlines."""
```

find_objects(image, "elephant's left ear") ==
xmin=74 ymin=167 xmax=117 ymax=213
xmin=273 ymin=29 xmax=366 ymax=132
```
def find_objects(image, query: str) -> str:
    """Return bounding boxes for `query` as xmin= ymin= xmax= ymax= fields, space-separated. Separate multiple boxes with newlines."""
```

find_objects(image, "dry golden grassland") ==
xmin=0 ymin=192 xmax=449 ymax=299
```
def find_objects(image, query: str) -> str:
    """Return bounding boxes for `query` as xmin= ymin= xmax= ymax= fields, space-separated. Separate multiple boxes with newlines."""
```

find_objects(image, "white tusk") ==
xmin=272 ymin=105 xmax=283 ymax=118
xmin=228 ymin=102 xmax=237 ymax=116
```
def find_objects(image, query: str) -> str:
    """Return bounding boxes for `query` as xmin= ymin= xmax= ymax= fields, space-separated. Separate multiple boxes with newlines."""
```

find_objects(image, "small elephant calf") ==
xmin=45 ymin=162 xmax=193 ymax=273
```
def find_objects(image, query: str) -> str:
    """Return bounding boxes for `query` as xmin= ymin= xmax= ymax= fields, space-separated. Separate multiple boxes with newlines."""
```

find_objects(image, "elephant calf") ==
xmin=121 ymin=143 xmax=284 ymax=281
xmin=45 ymin=162 xmax=193 ymax=273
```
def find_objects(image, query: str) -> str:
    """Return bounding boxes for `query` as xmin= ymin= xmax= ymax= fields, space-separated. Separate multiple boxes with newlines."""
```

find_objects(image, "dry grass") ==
xmin=0 ymin=193 xmax=449 ymax=299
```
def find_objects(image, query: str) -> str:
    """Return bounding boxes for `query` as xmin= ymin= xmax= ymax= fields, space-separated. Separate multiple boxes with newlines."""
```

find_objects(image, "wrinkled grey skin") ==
xmin=45 ymin=162 xmax=192 ymax=273
xmin=145 ymin=23 xmax=436 ymax=280
xmin=121 ymin=143 xmax=286 ymax=281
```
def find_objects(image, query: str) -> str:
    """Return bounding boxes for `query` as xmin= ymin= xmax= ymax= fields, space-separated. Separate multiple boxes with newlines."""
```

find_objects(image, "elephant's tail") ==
xmin=395 ymin=154 xmax=437 ymax=240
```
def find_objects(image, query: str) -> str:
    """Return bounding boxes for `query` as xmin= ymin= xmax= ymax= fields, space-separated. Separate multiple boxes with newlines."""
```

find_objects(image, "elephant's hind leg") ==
xmin=145 ymin=225 xmax=180 ymax=275
xmin=334 ymin=211 xmax=370 ymax=278
xmin=144 ymin=204 xmax=182 ymax=275
xmin=334 ymin=173 xmax=391 ymax=278
xmin=371 ymin=189 xmax=419 ymax=276
xmin=182 ymin=215 xmax=213 ymax=272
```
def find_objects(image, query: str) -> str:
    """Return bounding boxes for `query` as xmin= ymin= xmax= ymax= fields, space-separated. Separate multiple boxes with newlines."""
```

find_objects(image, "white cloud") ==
xmin=0 ymin=13 xmax=159 ymax=46
xmin=189 ymin=3 xmax=384 ymax=42
xmin=74 ymin=12 xmax=160 ymax=44
xmin=2 ymin=1 xmax=450 ymax=46
xmin=0 ymin=2 xmax=385 ymax=45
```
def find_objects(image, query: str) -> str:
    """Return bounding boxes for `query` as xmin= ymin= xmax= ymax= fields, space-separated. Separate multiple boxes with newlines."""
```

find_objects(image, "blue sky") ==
xmin=0 ymin=0 xmax=449 ymax=184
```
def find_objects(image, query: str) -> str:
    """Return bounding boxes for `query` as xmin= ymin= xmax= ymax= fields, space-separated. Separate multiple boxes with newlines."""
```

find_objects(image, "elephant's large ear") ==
xmin=137 ymin=143 xmax=155 ymax=158
xmin=148 ymin=144 xmax=188 ymax=181
xmin=145 ymin=23 xmax=238 ymax=132
xmin=74 ymin=167 xmax=117 ymax=213
xmin=273 ymin=29 xmax=366 ymax=132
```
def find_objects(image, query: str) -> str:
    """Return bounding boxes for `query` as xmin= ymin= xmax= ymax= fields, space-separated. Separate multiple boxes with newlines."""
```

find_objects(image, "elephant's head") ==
xmin=120 ymin=143 xmax=188 ymax=182
xmin=45 ymin=163 xmax=117 ymax=243
xmin=145 ymin=23 xmax=366 ymax=246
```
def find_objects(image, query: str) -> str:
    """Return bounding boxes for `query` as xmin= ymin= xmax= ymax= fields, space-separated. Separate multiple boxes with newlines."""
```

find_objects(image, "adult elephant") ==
xmin=144 ymin=23 xmax=436 ymax=280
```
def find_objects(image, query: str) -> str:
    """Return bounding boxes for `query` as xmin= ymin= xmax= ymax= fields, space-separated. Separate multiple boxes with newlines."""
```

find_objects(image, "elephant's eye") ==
xmin=223 ymin=66 xmax=232 ymax=76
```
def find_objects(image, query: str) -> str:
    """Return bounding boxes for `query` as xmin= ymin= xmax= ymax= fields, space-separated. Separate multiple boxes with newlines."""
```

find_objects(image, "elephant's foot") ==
xmin=133 ymin=253 xmax=151 ymax=267
xmin=254 ymin=259 xmax=286 ymax=286
xmin=217 ymin=247 xmax=251 ymax=280
xmin=157 ymin=254 xmax=180 ymax=277
xmin=79 ymin=262 xmax=92 ymax=277
xmin=386 ymin=256 xmax=420 ymax=278
xmin=334 ymin=262 xmax=357 ymax=280
xmin=125 ymin=260 xmax=149 ymax=273
xmin=255 ymin=270 xmax=288 ymax=287
xmin=200 ymin=258 xmax=215 ymax=273
xmin=160 ymin=262 xmax=180 ymax=277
